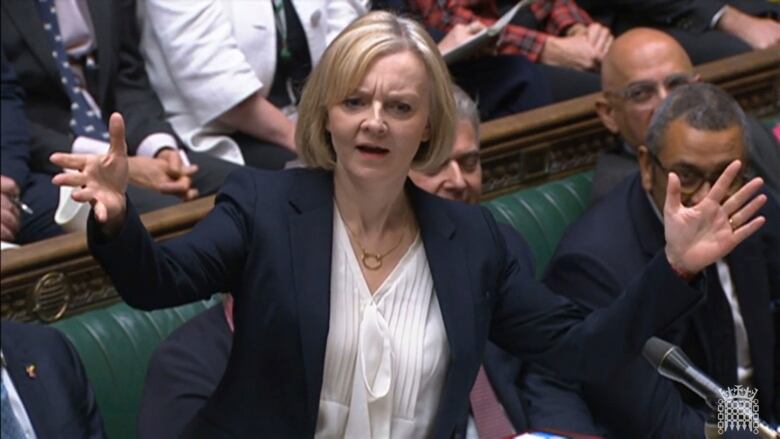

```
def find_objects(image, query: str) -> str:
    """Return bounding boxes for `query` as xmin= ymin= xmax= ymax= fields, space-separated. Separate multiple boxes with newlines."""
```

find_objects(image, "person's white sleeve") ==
xmin=143 ymin=0 xmax=262 ymax=125
xmin=135 ymin=133 xmax=179 ymax=158
xmin=72 ymin=136 xmax=109 ymax=155
xmin=325 ymin=0 xmax=369 ymax=44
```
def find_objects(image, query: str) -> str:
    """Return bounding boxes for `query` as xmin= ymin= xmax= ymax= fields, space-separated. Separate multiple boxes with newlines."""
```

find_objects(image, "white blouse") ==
xmin=315 ymin=207 xmax=449 ymax=438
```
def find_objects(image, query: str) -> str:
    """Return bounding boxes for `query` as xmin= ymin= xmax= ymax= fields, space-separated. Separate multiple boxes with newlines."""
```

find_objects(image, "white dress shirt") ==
xmin=316 ymin=206 xmax=449 ymax=438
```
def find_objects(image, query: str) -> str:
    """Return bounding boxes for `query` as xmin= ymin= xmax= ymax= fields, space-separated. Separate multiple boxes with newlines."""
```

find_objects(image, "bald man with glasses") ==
xmin=521 ymin=83 xmax=780 ymax=438
xmin=588 ymin=28 xmax=780 ymax=205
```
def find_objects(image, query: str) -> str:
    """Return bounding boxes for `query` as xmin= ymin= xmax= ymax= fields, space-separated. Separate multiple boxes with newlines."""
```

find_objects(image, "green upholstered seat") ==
xmin=51 ymin=298 xmax=219 ymax=439
xmin=48 ymin=171 xmax=593 ymax=438
xmin=483 ymin=172 xmax=593 ymax=278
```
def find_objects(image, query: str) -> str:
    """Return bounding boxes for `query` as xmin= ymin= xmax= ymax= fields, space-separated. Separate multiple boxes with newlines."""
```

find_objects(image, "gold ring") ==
xmin=728 ymin=217 xmax=736 ymax=230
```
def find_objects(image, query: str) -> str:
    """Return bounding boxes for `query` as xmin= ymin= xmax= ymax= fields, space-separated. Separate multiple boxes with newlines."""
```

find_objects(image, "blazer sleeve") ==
xmin=113 ymin=0 xmax=179 ymax=153
xmin=0 ymin=47 xmax=30 ymax=186
xmin=481 ymin=207 xmax=705 ymax=386
xmin=140 ymin=0 xmax=262 ymax=126
xmin=540 ymin=239 xmax=713 ymax=437
xmin=88 ymin=168 xmax=256 ymax=310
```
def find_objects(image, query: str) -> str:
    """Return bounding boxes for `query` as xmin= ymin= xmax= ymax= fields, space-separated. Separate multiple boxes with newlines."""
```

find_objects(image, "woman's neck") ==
xmin=333 ymin=169 xmax=411 ymax=238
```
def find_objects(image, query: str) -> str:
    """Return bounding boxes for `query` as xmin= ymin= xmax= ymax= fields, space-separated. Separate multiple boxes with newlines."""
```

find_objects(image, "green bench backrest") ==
xmin=483 ymin=172 xmax=593 ymax=277
xmin=50 ymin=172 xmax=593 ymax=438
xmin=52 ymin=299 xmax=218 ymax=439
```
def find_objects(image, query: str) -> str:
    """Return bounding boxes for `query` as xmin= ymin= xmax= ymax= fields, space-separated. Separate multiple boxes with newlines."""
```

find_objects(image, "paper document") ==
xmin=442 ymin=0 xmax=533 ymax=64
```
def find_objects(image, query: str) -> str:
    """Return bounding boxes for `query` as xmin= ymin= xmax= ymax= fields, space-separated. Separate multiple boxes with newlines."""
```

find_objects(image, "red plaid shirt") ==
xmin=410 ymin=0 xmax=593 ymax=62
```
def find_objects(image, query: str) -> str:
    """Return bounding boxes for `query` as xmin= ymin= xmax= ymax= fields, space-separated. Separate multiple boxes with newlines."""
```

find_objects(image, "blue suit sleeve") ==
xmin=88 ymin=169 xmax=255 ymax=310
xmin=481 ymin=208 xmax=705 ymax=386
xmin=541 ymin=240 xmax=708 ymax=437
xmin=1 ymin=47 xmax=31 ymax=187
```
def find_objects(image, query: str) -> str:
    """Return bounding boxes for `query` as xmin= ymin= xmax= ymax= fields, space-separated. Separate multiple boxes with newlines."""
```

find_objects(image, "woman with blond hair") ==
xmin=51 ymin=11 xmax=766 ymax=438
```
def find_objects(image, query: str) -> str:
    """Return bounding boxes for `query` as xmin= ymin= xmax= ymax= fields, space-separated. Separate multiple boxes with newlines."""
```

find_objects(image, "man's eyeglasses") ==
xmin=648 ymin=151 xmax=754 ymax=197
xmin=607 ymin=73 xmax=697 ymax=105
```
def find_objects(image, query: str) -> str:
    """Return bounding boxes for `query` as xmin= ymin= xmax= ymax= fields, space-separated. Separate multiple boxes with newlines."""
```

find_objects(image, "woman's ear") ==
xmin=421 ymin=123 xmax=431 ymax=142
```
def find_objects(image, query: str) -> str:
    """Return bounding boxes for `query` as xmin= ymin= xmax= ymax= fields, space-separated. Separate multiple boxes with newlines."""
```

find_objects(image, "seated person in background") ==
xmin=525 ymin=83 xmax=780 ymax=437
xmin=137 ymin=87 xmax=600 ymax=438
xmin=1 ymin=0 xmax=238 ymax=214
xmin=137 ymin=0 xmax=368 ymax=168
xmin=589 ymin=27 xmax=780 ymax=205
xmin=577 ymin=0 xmax=780 ymax=64
xmin=386 ymin=0 xmax=612 ymax=103
xmin=1 ymin=48 xmax=61 ymax=245
xmin=1 ymin=319 xmax=106 ymax=438
xmin=374 ymin=0 xmax=555 ymax=120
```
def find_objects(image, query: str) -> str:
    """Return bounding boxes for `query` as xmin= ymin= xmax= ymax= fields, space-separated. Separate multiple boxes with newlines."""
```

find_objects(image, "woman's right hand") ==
xmin=51 ymin=113 xmax=129 ymax=236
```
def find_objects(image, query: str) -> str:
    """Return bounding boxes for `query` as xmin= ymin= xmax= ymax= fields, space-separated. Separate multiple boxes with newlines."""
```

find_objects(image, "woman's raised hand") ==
xmin=51 ymin=113 xmax=129 ymax=235
xmin=663 ymin=160 xmax=766 ymax=277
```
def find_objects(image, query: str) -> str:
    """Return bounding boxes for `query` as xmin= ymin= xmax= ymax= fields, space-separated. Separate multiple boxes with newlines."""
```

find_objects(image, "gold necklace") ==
xmin=339 ymin=205 xmax=408 ymax=271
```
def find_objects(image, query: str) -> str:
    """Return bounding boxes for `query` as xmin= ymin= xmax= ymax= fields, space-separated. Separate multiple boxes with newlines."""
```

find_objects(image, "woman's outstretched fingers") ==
xmin=52 ymin=171 xmax=88 ymax=188
xmin=706 ymin=160 xmax=741 ymax=204
xmin=93 ymin=202 xmax=108 ymax=224
xmin=108 ymin=113 xmax=128 ymax=157
xmin=71 ymin=187 xmax=96 ymax=204
xmin=50 ymin=152 xmax=89 ymax=171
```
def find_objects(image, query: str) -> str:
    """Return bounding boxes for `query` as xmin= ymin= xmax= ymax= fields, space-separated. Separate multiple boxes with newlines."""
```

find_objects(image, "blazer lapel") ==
xmin=410 ymin=184 xmax=477 ymax=437
xmin=86 ymin=0 xmax=112 ymax=106
xmin=1 ymin=1 xmax=60 ymax=81
xmin=288 ymin=170 xmax=334 ymax=425
xmin=2 ymin=337 xmax=53 ymax=438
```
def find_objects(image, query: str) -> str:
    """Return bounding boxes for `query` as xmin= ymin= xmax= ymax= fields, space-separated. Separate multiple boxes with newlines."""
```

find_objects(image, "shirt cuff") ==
xmin=136 ymin=133 xmax=179 ymax=158
xmin=72 ymin=136 xmax=110 ymax=155
xmin=710 ymin=5 xmax=728 ymax=28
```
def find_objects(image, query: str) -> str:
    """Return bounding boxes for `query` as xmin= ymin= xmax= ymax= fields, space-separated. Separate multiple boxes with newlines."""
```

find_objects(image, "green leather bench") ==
xmin=50 ymin=171 xmax=593 ymax=439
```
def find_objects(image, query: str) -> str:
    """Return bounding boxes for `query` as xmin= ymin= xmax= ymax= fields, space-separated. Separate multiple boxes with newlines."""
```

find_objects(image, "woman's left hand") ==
xmin=663 ymin=160 xmax=766 ymax=277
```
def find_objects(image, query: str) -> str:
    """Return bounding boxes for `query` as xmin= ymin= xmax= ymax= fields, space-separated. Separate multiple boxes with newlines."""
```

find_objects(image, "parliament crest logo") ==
xmin=717 ymin=385 xmax=759 ymax=435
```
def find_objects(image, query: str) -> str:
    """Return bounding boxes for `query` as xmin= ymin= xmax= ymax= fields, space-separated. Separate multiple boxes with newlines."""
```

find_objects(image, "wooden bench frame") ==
xmin=2 ymin=48 xmax=778 ymax=322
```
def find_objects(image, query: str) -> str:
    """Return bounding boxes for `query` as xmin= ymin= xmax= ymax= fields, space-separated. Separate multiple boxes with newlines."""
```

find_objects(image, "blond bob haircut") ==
xmin=296 ymin=11 xmax=456 ymax=173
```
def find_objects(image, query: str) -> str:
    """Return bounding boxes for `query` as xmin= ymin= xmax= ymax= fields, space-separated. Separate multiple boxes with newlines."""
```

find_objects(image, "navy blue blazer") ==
xmin=0 ymin=46 xmax=30 ymax=188
xmin=540 ymin=174 xmax=780 ymax=437
xmin=89 ymin=168 xmax=703 ymax=438
xmin=137 ymin=226 xmax=593 ymax=438
xmin=0 ymin=320 xmax=106 ymax=438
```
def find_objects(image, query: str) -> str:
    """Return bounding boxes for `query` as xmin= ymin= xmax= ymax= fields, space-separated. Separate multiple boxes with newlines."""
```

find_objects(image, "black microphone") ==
xmin=643 ymin=337 xmax=778 ymax=439
xmin=642 ymin=336 xmax=723 ymax=409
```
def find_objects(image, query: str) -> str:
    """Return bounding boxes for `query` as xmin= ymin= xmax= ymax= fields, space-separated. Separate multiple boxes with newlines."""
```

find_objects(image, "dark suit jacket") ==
xmin=1 ymin=0 xmax=177 ymax=175
xmin=578 ymin=0 xmax=779 ymax=34
xmin=89 ymin=167 xmax=703 ymax=438
xmin=138 ymin=304 xmax=232 ymax=439
xmin=1 ymin=47 xmax=29 ymax=187
xmin=137 ymin=226 xmax=593 ymax=438
xmin=540 ymin=173 xmax=780 ymax=437
xmin=1 ymin=320 xmax=106 ymax=438
xmin=1 ymin=46 xmax=62 ymax=243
